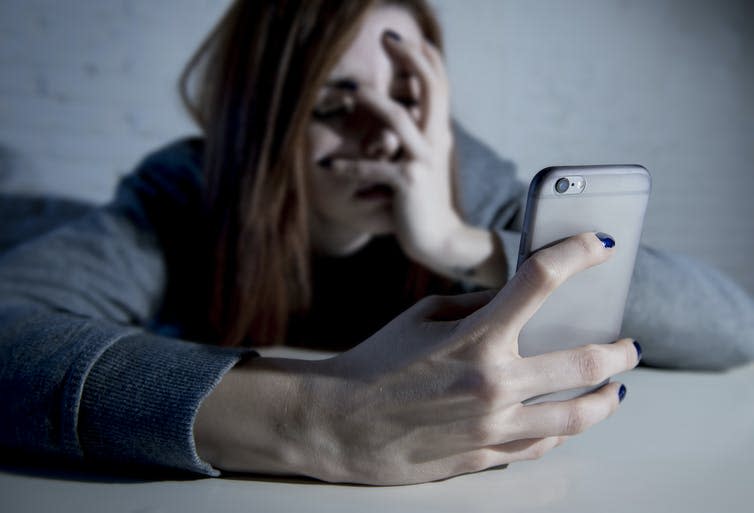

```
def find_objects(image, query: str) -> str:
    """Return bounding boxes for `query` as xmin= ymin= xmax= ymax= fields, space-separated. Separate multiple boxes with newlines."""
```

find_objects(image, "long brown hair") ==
xmin=180 ymin=0 xmax=457 ymax=347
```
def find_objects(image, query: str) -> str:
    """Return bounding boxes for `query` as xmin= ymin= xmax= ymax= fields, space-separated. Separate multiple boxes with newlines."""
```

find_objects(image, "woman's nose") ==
xmin=362 ymin=127 xmax=401 ymax=160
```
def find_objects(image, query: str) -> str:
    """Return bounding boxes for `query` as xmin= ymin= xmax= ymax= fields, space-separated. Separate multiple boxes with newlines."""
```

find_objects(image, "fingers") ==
xmin=440 ymin=436 xmax=565 ymax=477
xmin=488 ymin=436 xmax=566 ymax=463
xmin=472 ymin=232 xmax=615 ymax=339
xmin=382 ymin=34 xmax=449 ymax=135
xmin=351 ymin=35 xmax=450 ymax=156
xmin=329 ymin=158 xmax=405 ymax=189
xmin=504 ymin=381 xmax=625 ymax=440
xmin=353 ymin=84 xmax=426 ymax=158
xmin=411 ymin=381 xmax=625 ymax=477
xmin=429 ymin=380 xmax=623 ymax=452
xmin=507 ymin=338 xmax=640 ymax=401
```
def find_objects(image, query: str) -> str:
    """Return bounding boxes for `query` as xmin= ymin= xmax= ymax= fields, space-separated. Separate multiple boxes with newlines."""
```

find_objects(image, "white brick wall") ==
xmin=1 ymin=0 xmax=752 ymax=292
xmin=0 ymin=0 xmax=230 ymax=200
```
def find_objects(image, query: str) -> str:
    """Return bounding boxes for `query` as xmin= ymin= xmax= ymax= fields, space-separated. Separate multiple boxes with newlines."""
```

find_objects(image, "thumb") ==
xmin=468 ymin=232 xmax=615 ymax=343
xmin=413 ymin=289 xmax=498 ymax=322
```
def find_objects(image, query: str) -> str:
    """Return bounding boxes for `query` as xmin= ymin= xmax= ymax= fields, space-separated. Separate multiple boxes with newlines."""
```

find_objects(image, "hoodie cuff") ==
xmin=78 ymin=332 xmax=256 ymax=475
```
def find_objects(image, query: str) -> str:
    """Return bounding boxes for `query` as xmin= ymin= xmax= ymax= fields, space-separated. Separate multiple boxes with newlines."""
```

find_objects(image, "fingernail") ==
xmin=595 ymin=232 xmax=615 ymax=248
xmin=384 ymin=29 xmax=402 ymax=42
xmin=633 ymin=340 xmax=642 ymax=361
xmin=317 ymin=157 xmax=332 ymax=169
xmin=618 ymin=384 xmax=627 ymax=403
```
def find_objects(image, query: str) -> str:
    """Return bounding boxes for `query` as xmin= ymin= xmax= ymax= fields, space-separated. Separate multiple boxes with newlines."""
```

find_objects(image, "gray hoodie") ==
xmin=1 ymin=125 xmax=752 ymax=476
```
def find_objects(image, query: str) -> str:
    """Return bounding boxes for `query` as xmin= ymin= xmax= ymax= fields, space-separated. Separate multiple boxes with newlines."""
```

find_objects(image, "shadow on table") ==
xmin=0 ymin=449 xmax=203 ymax=484
xmin=221 ymin=463 xmax=509 ymax=488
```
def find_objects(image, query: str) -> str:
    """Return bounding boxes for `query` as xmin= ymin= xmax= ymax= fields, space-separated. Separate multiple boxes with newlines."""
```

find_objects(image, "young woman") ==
xmin=0 ymin=0 xmax=751 ymax=485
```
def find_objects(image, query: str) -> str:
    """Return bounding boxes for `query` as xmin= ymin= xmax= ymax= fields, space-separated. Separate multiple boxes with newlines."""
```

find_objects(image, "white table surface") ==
xmin=2 ymin=349 xmax=753 ymax=513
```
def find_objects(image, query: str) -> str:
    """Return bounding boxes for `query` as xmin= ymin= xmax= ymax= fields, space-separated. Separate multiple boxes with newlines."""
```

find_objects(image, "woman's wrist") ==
xmin=193 ymin=356 xmax=314 ymax=476
xmin=412 ymin=222 xmax=509 ymax=288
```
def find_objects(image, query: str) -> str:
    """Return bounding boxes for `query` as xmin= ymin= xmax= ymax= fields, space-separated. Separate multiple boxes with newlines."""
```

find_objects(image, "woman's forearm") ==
xmin=193 ymin=357 xmax=315 ymax=477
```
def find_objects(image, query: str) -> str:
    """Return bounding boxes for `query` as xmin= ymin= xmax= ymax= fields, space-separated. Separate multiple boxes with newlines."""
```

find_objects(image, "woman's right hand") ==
xmin=194 ymin=232 xmax=641 ymax=485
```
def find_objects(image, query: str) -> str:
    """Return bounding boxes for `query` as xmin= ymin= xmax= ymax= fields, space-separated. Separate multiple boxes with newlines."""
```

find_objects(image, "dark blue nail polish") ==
xmin=384 ymin=29 xmax=402 ymax=42
xmin=618 ymin=384 xmax=627 ymax=403
xmin=317 ymin=157 xmax=332 ymax=169
xmin=595 ymin=232 xmax=615 ymax=248
xmin=633 ymin=340 xmax=642 ymax=361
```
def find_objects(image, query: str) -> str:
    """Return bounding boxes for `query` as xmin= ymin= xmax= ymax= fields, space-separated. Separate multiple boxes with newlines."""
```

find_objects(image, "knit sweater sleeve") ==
xmin=453 ymin=124 xmax=754 ymax=370
xmin=0 ymin=139 xmax=254 ymax=475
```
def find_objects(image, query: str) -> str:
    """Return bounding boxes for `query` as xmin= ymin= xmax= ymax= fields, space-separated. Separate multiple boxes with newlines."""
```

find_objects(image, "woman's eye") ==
xmin=312 ymin=105 xmax=349 ymax=121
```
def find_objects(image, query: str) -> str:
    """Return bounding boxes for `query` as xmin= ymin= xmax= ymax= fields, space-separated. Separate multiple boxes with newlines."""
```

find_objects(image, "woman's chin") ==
xmin=350 ymin=212 xmax=394 ymax=237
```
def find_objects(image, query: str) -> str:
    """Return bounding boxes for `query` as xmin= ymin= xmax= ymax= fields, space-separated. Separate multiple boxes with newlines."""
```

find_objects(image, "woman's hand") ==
xmin=195 ymin=233 xmax=640 ymax=485
xmin=329 ymin=33 xmax=509 ymax=287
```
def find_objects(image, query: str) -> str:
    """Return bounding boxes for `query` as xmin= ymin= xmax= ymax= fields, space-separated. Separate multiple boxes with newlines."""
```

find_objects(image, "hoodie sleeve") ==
xmin=0 ymin=139 xmax=255 ymax=475
xmin=623 ymin=246 xmax=754 ymax=370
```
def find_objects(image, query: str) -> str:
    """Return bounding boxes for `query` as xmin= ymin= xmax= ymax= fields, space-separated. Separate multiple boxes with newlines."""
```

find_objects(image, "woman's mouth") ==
xmin=354 ymin=183 xmax=393 ymax=201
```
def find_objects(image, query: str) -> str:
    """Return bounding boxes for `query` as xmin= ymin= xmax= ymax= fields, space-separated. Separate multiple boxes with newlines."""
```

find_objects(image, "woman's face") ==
xmin=306 ymin=5 xmax=424 ymax=255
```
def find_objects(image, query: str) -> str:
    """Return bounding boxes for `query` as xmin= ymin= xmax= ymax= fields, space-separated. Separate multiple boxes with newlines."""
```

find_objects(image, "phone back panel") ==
xmin=517 ymin=166 xmax=650 ymax=361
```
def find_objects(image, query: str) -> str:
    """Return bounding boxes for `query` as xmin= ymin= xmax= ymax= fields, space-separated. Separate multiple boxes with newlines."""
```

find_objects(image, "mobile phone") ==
xmin=516 ymin=165 xmax=650 ymax=403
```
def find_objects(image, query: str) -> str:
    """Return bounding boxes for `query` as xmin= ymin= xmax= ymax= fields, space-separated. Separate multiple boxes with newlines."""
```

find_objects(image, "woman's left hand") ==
xmin=329 ymin=32 xmax=508 ymax=288
xmin=330 ymin=32 xmax=465 ymax=265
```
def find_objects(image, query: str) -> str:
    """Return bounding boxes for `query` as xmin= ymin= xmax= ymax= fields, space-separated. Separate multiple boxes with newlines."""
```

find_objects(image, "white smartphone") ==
xmin=516 ymin=165 xmax=650 ymax=403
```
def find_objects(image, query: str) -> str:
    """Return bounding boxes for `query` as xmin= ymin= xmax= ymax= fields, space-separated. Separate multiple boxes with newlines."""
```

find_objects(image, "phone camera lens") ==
xmin=555 ymin=178 xmax=570 ymax=194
